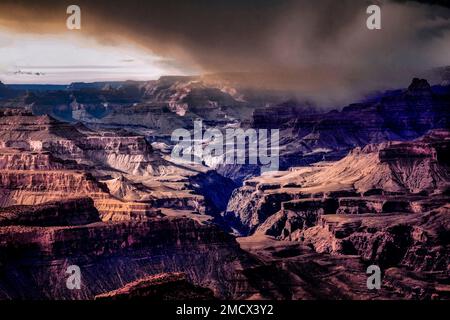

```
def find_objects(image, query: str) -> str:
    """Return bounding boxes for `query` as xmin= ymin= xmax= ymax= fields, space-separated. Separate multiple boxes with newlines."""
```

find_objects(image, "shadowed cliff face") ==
xmin=94 ymin=272 xmax=216 ymax=301
xmin=0 ymin=214 xmax=258 ymax=299
xmin=0 ymin=198 xmax=101 ymax=227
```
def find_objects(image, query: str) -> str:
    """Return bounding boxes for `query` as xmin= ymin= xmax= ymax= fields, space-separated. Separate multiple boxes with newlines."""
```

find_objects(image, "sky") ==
xmin=0 ymin=29 xmax=194 ymax=84
xmin=0 ymin=0 xmax=449 ymax=104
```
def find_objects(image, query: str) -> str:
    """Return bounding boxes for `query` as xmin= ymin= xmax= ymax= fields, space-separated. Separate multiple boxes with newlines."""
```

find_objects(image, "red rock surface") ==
xmin=94 ymin=272 xmax=215 ymax=300
xmin=226 ymin=130 xmax=450 ymax=235
xmin=0 ymin=109 xmax=231 ymax=220
xmin=0 ymin=217 xmax=256 ymax=299
xmin=0 ymin=85 xmax=448 ymax=300
xmin=224 ymin=130 xmax=449 ymax=299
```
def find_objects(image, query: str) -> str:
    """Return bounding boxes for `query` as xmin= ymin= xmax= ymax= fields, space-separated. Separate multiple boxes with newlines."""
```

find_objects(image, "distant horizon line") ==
xmin=2 ymin=70 xmax=342 ymax=86
xmin=1 ymin=75 xmax=202 ymax=86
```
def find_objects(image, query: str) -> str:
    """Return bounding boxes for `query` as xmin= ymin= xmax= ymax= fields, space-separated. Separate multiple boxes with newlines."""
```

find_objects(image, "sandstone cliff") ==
xmin=226 ymin=130 xmax=450 ymax=235
xmin=0 ymin=110 xmax=235 ymax=220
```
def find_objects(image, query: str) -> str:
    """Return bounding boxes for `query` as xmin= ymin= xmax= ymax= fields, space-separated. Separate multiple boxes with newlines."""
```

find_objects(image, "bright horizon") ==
xmin=0 ymin=28 xmax=197 ymax=85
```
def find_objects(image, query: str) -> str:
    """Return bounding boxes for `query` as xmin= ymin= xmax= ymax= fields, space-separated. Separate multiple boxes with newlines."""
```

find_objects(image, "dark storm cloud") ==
xmin=1 ymin=0 xmax=450 ymax=105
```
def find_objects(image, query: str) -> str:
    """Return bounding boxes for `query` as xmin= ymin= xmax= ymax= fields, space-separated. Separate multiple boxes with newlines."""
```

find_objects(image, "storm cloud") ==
xmin=1 ymin=0 xmax=450 ymax=105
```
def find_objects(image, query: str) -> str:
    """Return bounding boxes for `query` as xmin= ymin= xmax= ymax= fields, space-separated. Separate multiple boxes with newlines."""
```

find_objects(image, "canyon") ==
xmin=0 ymin=77 xmax=448 ymax=300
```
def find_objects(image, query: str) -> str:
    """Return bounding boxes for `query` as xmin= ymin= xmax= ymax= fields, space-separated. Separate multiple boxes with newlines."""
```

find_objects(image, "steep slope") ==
xmin=0 ymin=109 xmax=235 ymax=220
xmin=225 ymin=130 xmax=449 ymax=299
xmin=298 ymin=205 xmax=450 ymax=272
xmin=94 ymin=272 xmax=216 ymax=300
xmin=0 ymin=211 xmax=258 ymax=299
xmin=225 ymin=130 xmax=450 ymax=235
xmin=249 ymin=78 xmax=450 ymax=173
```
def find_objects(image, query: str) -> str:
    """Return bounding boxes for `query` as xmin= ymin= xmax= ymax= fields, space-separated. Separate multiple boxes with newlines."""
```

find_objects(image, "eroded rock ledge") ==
xmin=94 ymin=272 xmax=215 ymax=300
xmin=225 ymin=130 xmax=449 ymax=290
xmin=0 ymin=216 xmax=256 ymax=300
xmin=0 ymin=197 xmax=100 ymax=227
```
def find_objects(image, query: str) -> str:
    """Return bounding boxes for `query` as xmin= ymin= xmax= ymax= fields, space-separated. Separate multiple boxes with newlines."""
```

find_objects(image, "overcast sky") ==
xmin=0 ymin=0 xmax=449 ymax=104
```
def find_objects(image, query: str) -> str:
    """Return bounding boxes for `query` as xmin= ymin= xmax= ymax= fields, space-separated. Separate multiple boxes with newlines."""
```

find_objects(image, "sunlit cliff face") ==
xmin=0 ymin=0 xmax=450 ymax=105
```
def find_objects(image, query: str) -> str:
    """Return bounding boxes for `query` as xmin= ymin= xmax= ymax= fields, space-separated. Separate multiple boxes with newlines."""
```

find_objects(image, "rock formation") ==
xmin=0 ymin=109 xmax=235 ymax=220
xmin=0 ymin=77 xmax=448 ymax=300
xmin=226 ymin=129 xmax=450 ymax=235
xmin=0 ymin=212 xmax=257 ymax=299
xmin=94 ymin=272 xmax=216 ymax=300
xmin=248 ymin=78 xmax=450 ymax=175
xmin=223 ymin=129 xmax=449 ymax=298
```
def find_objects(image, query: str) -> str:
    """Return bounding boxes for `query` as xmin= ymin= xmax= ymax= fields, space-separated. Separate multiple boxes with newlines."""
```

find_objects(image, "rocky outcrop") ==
xmin=226 ymin=130 xmax=450 ymax=236
xmin=336 ymin=198 xmax=411 ymax=215
xmin=238 ymin=235 xmax=450 ymax=300
xmin=256 ymin=198 xmax=338 ymax=238
xmin=0 ymin=152 xmax=77 ymax=170
xmin=0 ymin=110 xmax=235 ymax=220
xmin=0 ymin=216 xmax=257 ymax=300
xmin=94 ymin=272 xmax=215 ymax=300
xmin=250 ymin=78 xmax=449 ymax=172
xmin=0 ymin=169 xmax=110 ymax=208
xmin=224 ymin=188 xmax=303 ymax=235
xmin=0 ymin=197 xmax=100 ymax=227
xmin=300 ymin=205 xmax=449 ymax=272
